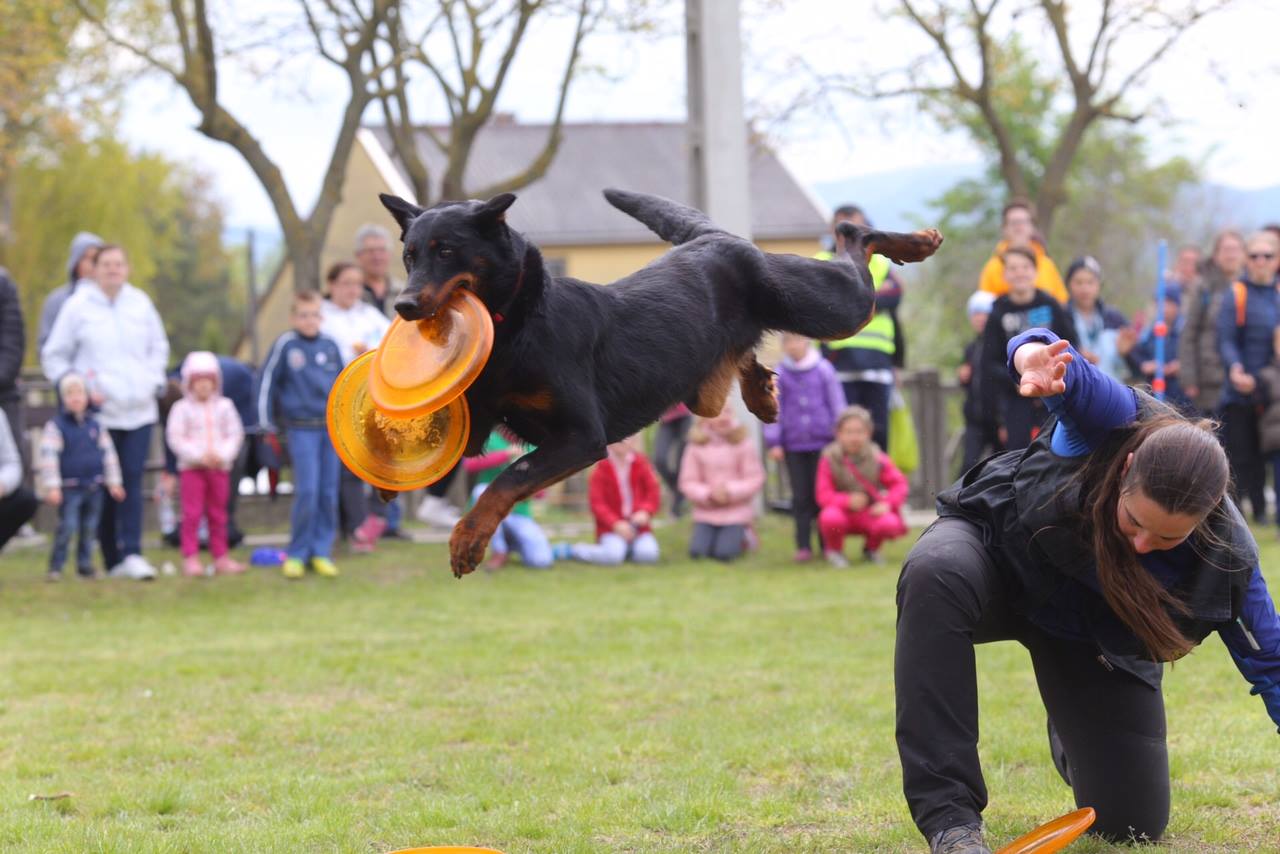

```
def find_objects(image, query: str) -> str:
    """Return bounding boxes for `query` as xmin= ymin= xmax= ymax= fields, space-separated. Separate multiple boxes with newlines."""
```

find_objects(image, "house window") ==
xmin=544 ymin=256 xmax=567 ymax=278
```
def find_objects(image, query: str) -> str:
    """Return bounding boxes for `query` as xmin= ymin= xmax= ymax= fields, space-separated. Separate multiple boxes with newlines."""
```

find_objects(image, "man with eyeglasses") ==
xmin=977 ymin=200 xmax=1068 ymax=304
xmin=1216 ymin=230 xmax=1280 ymax=525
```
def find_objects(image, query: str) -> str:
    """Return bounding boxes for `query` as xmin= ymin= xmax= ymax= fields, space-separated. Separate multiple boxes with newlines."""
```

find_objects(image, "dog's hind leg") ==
xmin=738 ymin=353 xmax=778 ymax=423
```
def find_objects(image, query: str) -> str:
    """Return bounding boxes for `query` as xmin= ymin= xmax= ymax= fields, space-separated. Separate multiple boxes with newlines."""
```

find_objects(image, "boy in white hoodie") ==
xmin=165 ymin=351 xmax=245 ymax=577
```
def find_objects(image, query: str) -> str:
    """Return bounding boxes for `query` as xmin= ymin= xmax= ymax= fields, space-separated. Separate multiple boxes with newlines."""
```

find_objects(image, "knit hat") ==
xmin=66 ymin=232 xmax=105 ymax=285
xmin=57 ymin=372 xmax=87 ymax=398
xmin=180 ymin=351 xmax=222 ymax=392
xmin=966 ymin=291 xmax=996 ymax=317
xmin=1065 ymin=255 xmax=1103 ymax=285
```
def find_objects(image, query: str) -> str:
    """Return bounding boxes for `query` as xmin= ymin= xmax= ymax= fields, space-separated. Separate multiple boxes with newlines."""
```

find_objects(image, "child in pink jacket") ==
xmin=815 ymin=405 xmax=908 ymax=567
xmin=165 ymin=351 xmax=245 ymax=576
xmin=678 ymin=404 xmax=765 ymax=561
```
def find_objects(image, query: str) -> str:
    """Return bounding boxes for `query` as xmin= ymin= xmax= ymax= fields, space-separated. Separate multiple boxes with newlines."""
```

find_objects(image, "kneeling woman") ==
xmin=897 ymin=329 xmax=1280 ymax=854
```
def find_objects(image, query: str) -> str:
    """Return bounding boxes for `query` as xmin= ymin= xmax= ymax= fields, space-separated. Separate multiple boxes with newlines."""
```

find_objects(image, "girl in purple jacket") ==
xmin=764 ymin=333 xmax=848 ymax=561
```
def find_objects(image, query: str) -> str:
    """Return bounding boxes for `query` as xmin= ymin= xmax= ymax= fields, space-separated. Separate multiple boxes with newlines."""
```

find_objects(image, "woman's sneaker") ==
xmin=109 ymin=554 xmax=157 ymax=581
xmin=415 ymin=495 xmax=461 ymax=528
xmin=930 ymin=823 xmax=990 ymax=854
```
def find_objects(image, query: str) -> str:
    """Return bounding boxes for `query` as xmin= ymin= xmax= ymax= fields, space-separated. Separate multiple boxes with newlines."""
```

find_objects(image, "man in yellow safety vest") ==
xmin=816 ymin=205 xmax=902 ymax=449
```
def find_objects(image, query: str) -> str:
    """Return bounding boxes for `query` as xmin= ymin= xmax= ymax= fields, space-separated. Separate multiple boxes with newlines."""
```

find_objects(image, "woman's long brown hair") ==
xmin=1077 ymin=415 xmax=1229 ymax=661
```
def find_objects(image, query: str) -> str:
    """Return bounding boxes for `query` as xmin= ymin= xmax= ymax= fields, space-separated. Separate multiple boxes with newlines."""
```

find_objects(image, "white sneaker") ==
xmin=108 ymin=554 xmax=157 ymax=581
xmin=415 ymin=495 xmax=461 ymax=528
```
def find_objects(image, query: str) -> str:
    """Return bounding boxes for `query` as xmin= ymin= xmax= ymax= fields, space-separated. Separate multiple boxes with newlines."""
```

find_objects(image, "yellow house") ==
xmin=239 ymin=120 xmax=826 ymax=361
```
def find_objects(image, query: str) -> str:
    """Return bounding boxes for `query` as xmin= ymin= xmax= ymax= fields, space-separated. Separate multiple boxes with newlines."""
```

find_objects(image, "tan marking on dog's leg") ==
xmin=690 ymin=356 xmax=738 ymax=417
xmin=738 ymin=354 xmax=778 ymax=423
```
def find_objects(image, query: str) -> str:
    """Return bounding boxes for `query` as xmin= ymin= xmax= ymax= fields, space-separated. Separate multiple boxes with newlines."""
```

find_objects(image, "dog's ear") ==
xmin=473 ymin=193 xmax=516 ymax=227
xmin=379 ymin=193 xmax=425 ymax=239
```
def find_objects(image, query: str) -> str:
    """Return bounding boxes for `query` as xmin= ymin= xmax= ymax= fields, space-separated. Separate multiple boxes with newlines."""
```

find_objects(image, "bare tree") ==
xmin=837 ymin=0 xmax=1232 ymax=238
xmin=377 ymin=0 xmax=599 ymax=204
xmin=74 ymin=0 xmax=394 ymax=292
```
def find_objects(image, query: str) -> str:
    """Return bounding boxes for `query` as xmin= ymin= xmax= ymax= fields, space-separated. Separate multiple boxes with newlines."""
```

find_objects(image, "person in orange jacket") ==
xmin=978 ymin=200 xmax=1067 ymax=304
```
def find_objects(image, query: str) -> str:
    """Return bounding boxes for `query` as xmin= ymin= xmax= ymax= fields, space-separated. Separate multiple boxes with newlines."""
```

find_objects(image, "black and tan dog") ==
xmin=379 ymin=189 xmax=942 ymax=577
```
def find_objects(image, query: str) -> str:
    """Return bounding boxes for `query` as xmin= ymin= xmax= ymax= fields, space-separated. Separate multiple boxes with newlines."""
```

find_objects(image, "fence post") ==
xmin=907 ymin=368 xmax=947 ymax=510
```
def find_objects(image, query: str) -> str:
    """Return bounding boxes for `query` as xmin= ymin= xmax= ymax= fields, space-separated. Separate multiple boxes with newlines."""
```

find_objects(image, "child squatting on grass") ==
xmin=554 ymin=434 xmax=662 ymax=566
xmin=257 ymin=290 xmax=344 ymax=580
xmin=678 ymin=403 xmax=765 ymax=562
xmin=37 ymin=372 xmax=125 ymax=581
xmin=815 ymin=405 xmax=908 ymax=567
xmin=165 ymin=351 xmax=246 ymax=577
xmin=898 ymin=329 xmax=1280 ymax=854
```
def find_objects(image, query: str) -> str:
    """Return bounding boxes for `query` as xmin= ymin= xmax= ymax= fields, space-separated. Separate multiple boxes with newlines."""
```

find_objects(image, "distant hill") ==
xmin=811 ymin=164 xmax=1280 ymax=233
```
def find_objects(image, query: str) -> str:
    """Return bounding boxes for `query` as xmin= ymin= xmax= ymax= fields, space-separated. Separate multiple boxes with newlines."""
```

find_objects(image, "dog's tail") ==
xmin=603 ymin=189 xmax=725 ymax=246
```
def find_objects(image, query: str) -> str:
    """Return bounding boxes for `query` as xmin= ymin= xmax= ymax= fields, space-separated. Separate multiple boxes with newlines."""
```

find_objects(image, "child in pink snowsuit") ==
xmin=165 ymin=351 xmax=245 ymax=576
xmin=816 ymin=405 xmax=908 ymax=566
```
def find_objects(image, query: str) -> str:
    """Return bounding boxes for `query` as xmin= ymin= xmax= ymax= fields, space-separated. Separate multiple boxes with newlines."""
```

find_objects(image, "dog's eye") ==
xmin=438 ymin=247 xmax=454 ymax=259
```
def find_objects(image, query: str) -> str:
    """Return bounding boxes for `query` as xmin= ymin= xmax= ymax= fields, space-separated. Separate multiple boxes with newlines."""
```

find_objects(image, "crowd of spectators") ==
xmin=4 ymin=200 xmax=1279 ymax=575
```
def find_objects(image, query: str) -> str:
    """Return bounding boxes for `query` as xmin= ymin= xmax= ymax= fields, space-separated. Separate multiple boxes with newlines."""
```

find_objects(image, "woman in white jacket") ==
xmin=41 ymin=244 xmax=169 ymax=580
xmin=320 ymin=260 xmax=393 ymax=550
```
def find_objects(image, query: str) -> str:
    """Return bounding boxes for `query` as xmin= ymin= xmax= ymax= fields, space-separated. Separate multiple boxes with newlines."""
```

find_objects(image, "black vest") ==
xmin=937 ymin=392 xmax=1255 ymax=685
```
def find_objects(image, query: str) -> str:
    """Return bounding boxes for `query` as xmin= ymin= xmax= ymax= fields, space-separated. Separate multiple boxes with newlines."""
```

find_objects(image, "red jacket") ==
xmin=589 ymin=452 xmax=661 ymax=539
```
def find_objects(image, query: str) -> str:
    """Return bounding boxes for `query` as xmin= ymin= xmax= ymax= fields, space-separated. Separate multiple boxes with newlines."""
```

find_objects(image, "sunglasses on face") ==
xmin=1249 ymin=252 xmax=1276 ymax=261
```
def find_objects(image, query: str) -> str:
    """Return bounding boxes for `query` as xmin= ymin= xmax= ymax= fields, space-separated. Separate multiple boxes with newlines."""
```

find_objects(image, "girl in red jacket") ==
xmin=816 ymin=405 xmax=909 ymax=567
xmin=553 ymin=436 xmax=662 ymax=565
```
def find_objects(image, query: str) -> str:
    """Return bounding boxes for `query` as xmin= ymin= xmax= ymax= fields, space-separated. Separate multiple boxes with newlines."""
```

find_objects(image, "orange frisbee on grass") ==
xmin=369 ymin=288 xmax=494 ymax=417
xmin=995 ymin=807 xmax=1096 ymax=854
xmin=327 ymin=350 xmax=469 ymax=492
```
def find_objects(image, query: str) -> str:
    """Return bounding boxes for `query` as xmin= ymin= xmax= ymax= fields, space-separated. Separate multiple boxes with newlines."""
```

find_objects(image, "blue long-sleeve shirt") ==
xmin=1008 ymin=327 xmax=1280 ymax=731
xmin=256 ymin=331 xmax=343 ymax=431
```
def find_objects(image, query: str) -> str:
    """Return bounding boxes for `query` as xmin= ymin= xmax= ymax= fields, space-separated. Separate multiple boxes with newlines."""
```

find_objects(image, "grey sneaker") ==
xmin=108 ymin=554 xmax=157 ymax=581
xmin=930 ymin=823 xmax=990 ymax=854
xmin=824 ymin=549 xmax=850 ymax=569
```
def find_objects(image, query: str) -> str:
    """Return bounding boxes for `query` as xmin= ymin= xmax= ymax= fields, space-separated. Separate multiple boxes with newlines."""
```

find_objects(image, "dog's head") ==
xmin=379 ymin=192 xmax=518 ymax=321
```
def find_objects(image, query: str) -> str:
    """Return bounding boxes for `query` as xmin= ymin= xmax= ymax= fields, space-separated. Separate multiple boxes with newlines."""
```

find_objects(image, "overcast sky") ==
xmin=117 ymin=0 xmax=1280 ymax=231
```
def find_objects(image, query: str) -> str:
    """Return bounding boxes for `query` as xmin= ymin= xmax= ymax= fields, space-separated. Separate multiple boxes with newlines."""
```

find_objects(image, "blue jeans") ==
xmin=101 ymin=425 xmax=152 ymax=568
xmin=471 ymin=483 xmax=552 ymax=568
xmin=51 ymin=485 xmax=104 ymax=573
xmin=286 ymin=427 xmax=340 ymax=561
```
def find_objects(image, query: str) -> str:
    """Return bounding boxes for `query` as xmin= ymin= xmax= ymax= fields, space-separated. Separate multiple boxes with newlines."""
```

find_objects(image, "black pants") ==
xmin=338 ymin=465 xmax=369 ymax=536
xmin=784 ymin=450 xmax=820 ymax=551
xmin=1222 ymin=401 xmax=1266 ymax=523
xmin=654 ymin=415 xmax=692 ymax=513
xmin=1000 ymin=395 xmax=1044 ymax=451
xmin=0 ymin=487 xmax=38 ymax=552
xmin=895 ymin=518 xmax=1169 ymax=844
xmin=842 ymin=380 xmax=890 ymax=449
xmin=960 ymin=421 xmax=1002 ymax=475
xmin=426 ymin=461 xmax=460 ymax=500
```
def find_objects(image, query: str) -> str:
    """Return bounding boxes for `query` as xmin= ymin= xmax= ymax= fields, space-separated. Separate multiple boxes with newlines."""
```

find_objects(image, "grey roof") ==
xmin=364 ymin=121 xmax=826 ymax=245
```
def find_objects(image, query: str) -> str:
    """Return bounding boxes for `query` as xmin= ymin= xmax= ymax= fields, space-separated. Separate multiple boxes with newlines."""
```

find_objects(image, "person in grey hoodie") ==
xmin=38 ymin=232 xmax=104 ymax=352
xmin=42 ymin=244 xmax=169 ymax=580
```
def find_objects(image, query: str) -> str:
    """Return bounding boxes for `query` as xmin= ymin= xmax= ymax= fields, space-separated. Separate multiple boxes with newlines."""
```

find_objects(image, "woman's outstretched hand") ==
xmin=1014 ymin=338 xmax=1073 ymax=398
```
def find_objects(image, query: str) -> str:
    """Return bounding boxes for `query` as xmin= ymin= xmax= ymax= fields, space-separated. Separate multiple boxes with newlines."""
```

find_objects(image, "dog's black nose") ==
xmin=395 ymin=294 xmax=424 ymax=321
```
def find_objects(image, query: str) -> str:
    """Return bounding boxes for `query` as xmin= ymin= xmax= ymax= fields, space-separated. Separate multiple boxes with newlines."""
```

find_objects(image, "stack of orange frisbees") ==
xmin=327 ymin=290 xmax=493 ymax=492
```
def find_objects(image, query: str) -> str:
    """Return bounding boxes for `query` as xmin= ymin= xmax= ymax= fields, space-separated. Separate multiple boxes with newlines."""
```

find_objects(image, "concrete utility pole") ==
xmin=686 ymin=0 xmax=764 ymax=511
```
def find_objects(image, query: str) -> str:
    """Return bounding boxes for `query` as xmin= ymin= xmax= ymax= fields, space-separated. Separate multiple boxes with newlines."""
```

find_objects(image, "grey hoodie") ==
xmin=37 ymin=232 xmax=104 ymax=351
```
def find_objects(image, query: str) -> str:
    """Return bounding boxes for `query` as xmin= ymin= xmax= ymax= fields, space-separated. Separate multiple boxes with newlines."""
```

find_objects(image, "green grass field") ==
xmin=2 ymin=515 xmax=1278 ymax=853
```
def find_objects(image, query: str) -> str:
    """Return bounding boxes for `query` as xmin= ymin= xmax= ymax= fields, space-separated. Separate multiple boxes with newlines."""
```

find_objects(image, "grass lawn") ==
xmin=2 ymin=514 xmax=1278 ymax=853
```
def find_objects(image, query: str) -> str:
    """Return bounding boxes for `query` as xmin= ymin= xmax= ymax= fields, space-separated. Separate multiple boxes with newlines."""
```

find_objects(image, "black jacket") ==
xmin=938 ymin=392 xmax=1255 ymax=687
xmin=0 ymin=270 xmax=24 ymax=404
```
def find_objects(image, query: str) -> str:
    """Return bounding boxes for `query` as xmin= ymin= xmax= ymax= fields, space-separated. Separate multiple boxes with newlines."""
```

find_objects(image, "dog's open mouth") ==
xmin=395 ymin=273 xmax=477 ymax=321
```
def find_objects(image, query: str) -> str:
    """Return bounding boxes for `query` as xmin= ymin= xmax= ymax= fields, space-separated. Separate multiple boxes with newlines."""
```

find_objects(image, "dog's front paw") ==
xmin=449 ymin=518 xmax=490 ymax=578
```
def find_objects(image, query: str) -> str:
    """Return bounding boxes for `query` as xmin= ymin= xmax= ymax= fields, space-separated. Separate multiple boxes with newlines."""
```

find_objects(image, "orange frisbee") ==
xmin=327 ymin=350 xmax=469 ymax=492
xmin=996 ymin=807 xmax=1096 ymax=854
xmin=369 ymin=288 xmax=494 ymax=418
